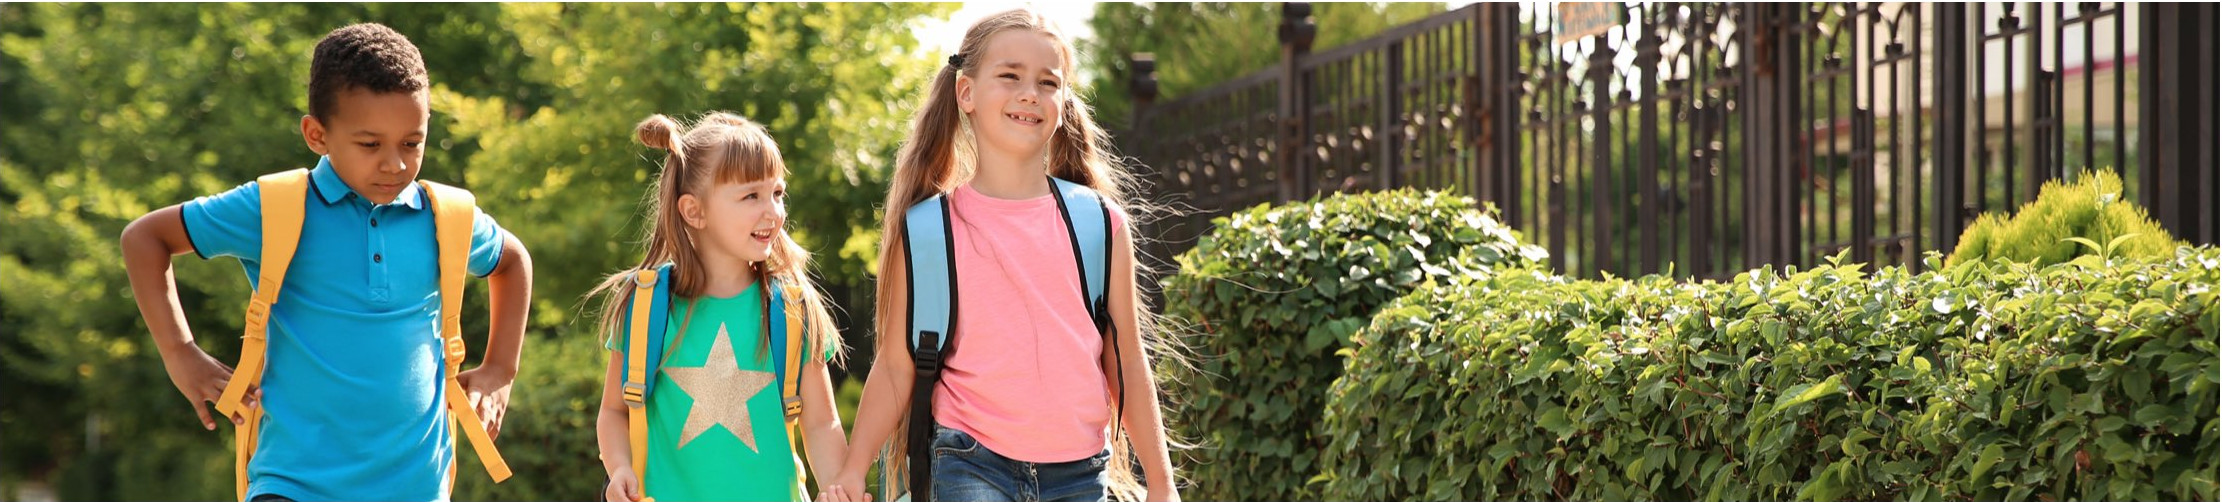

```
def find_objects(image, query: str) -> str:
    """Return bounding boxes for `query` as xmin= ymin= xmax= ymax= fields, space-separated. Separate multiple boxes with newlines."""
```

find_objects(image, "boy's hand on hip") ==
xmin=457 ymin=366 xmax=515 ymax=439
xmin=157 ymin=343 xmax=256 ymax=430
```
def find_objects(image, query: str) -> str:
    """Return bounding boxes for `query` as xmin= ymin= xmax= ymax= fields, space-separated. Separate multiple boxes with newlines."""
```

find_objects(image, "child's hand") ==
xmin=457 ymin=366 xmax=516 ymax=438
xmin=1146 ymin=485 xmax=1180 ymax=502
xmin=816 ymin=483 xmax=868 ymax=502
xmin=604 ymin=469 xmax=643 ymax=502
xmin=827 ymin=472 xmax=869 ymax=502
xmin=157 ymin=343 xmax=255 ymax=430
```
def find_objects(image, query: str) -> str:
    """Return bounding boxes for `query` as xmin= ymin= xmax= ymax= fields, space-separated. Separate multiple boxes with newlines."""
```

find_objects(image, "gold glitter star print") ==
xmin=663 ymin=323 xmax=776 ymax=451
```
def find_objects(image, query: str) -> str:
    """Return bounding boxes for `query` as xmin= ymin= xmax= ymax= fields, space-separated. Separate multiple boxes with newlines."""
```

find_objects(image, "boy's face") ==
xmin=301 ymin=87 xmax=431 ymax=205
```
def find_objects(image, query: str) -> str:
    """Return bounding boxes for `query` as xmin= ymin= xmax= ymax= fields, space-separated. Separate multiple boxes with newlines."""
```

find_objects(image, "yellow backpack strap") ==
xmin=623 ymin=269 xmax=657 ymax=497
xmin=776 ymin=279 xmax=810 ymax=496
xmin=781 ymin=281 xmax=807 ymax=423
xmin=420 ymin=180 xmax=513 ymax=483
xmin=217 ymin=168 xmax=308 ymax=501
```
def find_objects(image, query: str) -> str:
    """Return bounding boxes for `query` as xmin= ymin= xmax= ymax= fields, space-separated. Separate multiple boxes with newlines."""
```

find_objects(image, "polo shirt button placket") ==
xmin=368 ymin=206 xmax=389 ymax=303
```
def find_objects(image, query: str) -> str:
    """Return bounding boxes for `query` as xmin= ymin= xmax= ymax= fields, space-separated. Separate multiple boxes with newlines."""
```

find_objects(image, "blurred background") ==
xmin=0 ymin=3 xmax=1447 ymax=499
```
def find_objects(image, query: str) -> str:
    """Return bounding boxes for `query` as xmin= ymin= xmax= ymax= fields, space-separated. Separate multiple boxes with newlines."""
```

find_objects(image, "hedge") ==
xmin=1321 ymin=249 xmax=2219 ymax=501
xmin=1160 ymin=189 xmax=1544 ymax=500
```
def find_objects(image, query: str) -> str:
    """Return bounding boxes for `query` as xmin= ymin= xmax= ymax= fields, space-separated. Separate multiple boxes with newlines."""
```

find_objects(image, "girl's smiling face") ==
xmin=956 ymin=29 xmax=1070 ymax=160
xmin=683 ymin=176 xmax=788 ymax=265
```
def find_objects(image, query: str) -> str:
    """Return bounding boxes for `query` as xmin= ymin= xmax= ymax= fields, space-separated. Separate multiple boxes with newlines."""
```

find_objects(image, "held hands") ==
xmin=815 ymin=472 xmax=871 ymax=502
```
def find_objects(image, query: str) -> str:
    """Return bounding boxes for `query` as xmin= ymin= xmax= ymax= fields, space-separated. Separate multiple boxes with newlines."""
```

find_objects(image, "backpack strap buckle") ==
xmin=622 ymin=381 xmax=646 ymax=408
xmin=242 ymin=298 xmax=272 ymax=337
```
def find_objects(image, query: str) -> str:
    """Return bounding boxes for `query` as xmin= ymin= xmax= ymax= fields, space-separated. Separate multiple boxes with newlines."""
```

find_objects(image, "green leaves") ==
xmin=1537 ymin=406 xmax=1575 ymax=440
xmin=1163 ymin=189 xmax=1541 ymax=500
xmin=3 ymin=4 xmax=952 ymax=499
xmin=1775 ymin=375 xmax=1844 ymax=411
xmin=1949 ymin=170 xmax=2183 ymax=267
xmin=1319 ymin=246 xmax=2220 ymax=501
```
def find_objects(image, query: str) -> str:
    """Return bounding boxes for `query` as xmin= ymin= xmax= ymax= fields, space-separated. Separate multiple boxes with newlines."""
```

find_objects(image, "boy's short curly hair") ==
xmin=308 ymin=23 xmax=428 ymax=121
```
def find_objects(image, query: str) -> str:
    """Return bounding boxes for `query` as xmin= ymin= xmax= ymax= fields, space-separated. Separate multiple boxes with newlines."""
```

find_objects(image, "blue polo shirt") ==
xmin=181 ymin=156 xmax=510 ymax=502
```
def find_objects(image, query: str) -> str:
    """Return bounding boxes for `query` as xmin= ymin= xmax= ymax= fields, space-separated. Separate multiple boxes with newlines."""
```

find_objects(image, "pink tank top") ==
xmin=931 ymin=183 xmax=1123 ymax=463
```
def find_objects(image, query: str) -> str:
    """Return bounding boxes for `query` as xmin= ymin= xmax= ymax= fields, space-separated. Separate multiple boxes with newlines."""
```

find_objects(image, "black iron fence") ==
xmin=1120 ymin=2 xmax=2217 ymax=279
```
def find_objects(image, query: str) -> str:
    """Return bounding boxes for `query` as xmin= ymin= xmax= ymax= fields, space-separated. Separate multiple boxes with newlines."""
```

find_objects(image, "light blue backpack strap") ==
xmin=903 ymin=194 xmax=955 ymax=351
xmin=899 ymin=193 xmax=957 ymax=502
xmin=619 ymin=263 xmax=675 ymax=398
xmin=1049 ymin=177 xmax=1111 ymax=320
xmin=646 ymin=264 xmax=673 ymax=396
xmin=768 ymin=277 xmax=790 ymax=387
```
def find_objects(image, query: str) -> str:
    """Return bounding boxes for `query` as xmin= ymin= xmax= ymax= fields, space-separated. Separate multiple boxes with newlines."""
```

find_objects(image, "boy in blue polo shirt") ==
xmin=119 ymin=23 xmax=532 ymax=502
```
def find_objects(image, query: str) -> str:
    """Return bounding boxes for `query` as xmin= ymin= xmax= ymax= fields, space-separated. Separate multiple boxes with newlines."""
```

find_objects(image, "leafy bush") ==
xmin=1322 ymin=248 xmax=2219 ymax=501
xmin=1949 ymin=170 xmax=2182 ymax=267
xmin=1160 ymin=189 xmax=1544 ymax=500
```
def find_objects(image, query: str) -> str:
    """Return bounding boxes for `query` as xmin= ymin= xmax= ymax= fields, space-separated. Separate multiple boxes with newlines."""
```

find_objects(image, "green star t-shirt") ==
xmin=606 ymin=283 xmax=828 ymax=501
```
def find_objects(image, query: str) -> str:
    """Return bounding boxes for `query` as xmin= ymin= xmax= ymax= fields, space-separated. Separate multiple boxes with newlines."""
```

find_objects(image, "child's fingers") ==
xmin=606 ymin=476 xmax=640 ymax=502
xmin=190 ymin=397 xmax=216 ymax=430
xmin=477 ymin=402 xmax=502 ymax=438
xmin=202 ymin=370 xmax=243 ymax=424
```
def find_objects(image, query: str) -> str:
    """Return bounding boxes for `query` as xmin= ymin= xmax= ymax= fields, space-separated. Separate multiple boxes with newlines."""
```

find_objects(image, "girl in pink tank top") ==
xmin=821 ymin=8 xmax=1183 ymax=502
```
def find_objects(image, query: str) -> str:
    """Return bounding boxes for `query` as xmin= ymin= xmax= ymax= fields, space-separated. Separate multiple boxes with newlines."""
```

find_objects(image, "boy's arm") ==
xmin=799 ymin=358 xmax=848 ymax=494
xmin=122 ymin=205 xmax=253 ymax=430
xmin=458 ymin=234 xmax=531 ymax=438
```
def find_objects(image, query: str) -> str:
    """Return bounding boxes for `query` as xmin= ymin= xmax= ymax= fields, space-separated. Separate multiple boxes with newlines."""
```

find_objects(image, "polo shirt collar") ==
xmin=309 ymin=156 xmax=424 ymax=210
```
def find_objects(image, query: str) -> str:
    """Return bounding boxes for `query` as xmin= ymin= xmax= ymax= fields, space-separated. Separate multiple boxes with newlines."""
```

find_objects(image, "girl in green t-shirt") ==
xmin=586 ymin=112 xmax=850 ymax=502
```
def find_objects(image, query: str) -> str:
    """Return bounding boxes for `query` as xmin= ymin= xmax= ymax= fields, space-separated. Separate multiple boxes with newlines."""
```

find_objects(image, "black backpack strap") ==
xmin=1048 ymin=176 xmax=1128 ymax=431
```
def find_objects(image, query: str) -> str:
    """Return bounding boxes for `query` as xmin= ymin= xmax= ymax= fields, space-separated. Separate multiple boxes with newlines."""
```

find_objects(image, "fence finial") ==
xmin=1279 ymin=3 xmax=1316 ymax=52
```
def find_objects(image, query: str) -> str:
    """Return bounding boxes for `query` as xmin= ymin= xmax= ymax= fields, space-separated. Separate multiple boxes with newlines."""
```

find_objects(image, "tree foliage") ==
xmin=1080 ymin=2 xmax=1445 ymax=128
xmin=1 ymin=3 xmax=952 ymax=499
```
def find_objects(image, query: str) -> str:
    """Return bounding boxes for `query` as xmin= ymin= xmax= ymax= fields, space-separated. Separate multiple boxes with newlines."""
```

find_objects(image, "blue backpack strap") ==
xmin=900 ymin=193 xmax=957 ymax=502
xmin=768 ymin=277 xmax=789 ymax=387
xmin=1048 ymin=176 xmax=1112 ymax=325
xmin=618 ymin=263 xmax=675 ymax=398
xmin=1050 ymin=176 xmax=1131 ymax=442
xmin=903 ymin=194 xmax=956 ymax=353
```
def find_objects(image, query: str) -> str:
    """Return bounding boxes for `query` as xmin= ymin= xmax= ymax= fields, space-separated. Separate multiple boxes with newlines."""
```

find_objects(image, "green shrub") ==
xmin=1322 ymin=248 xmax=2219 ymax=501
xmin=1949 ymin=170 xmax=2182 ymax=267
xmin=1160 ymin=189 xmax=1544 ymax=500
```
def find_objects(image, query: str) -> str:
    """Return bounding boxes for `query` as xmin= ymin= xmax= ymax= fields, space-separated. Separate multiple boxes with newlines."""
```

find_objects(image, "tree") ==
xmin=1080 ymin=2 xmax=1447 ymax=129
xmin=1 ymin=3 xmax=953 ymax=499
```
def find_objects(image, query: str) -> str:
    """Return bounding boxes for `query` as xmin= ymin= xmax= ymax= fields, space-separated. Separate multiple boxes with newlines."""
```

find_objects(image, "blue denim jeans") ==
xmin=931 ymin=426 xmax=1110 ymax=502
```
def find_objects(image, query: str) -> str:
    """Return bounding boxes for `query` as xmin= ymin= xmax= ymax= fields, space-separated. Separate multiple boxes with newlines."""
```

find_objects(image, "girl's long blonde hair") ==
xmin=873 ymin=8 xmax=1181 ymax=501
xmin=588 ymin=112 xmax=843 ymax=365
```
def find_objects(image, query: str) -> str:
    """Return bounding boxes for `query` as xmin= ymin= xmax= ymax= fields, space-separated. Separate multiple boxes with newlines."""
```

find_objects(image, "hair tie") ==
xmin=946 ymin=53 xmax=966 ymax=68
